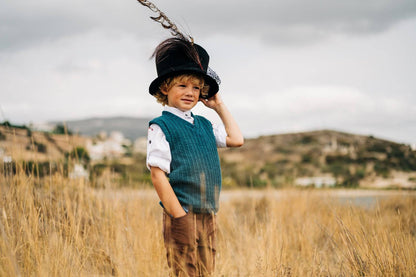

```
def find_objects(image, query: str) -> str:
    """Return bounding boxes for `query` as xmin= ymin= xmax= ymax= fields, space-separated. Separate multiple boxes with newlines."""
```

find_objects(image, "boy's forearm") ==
xmin=214 ymin=103 xmax=244 ymax=147
xmin=150 ymin=167 xmax=187 ymax=218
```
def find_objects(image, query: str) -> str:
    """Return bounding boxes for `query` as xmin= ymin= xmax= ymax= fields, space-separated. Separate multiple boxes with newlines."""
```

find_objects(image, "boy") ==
xmin=146 ymin=38 xmax=243 ymax=276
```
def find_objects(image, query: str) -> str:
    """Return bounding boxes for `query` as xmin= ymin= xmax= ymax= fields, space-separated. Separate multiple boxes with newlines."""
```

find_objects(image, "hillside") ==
xmin=219 ymin=130 xmax=416 ymax=189
xmin=0 ymin=125 xmax=87 ymax=162
xmin=52 ymin=116 xmax=152 ymax=141
xmin=2 ymin=124 xmax=415 ymax=189
xmin=0 ymin=124 xmax=147 ymax=185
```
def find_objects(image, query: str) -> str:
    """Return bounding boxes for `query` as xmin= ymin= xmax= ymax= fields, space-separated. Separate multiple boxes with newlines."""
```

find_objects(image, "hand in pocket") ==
xmin=171 ymin=212 xmax=195 ymax=247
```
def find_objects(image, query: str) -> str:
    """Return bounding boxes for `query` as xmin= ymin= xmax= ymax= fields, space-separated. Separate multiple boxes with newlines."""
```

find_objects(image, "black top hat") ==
xmin=149 ymin=39 xmax=220 ymax=99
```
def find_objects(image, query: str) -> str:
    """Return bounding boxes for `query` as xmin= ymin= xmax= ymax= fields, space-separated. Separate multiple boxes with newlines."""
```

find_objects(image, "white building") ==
xmin=86 ymin=131 xmax=130 ymax=160
xmin=30 ymin=122 xmax=55 ymax=132
xmin=295 ymin=176 xmax=337 ymax=188
xmin=133 ymin=137 xmax=147 ymax=154
xmin=69 ymin=163 xmax=89 ymax=179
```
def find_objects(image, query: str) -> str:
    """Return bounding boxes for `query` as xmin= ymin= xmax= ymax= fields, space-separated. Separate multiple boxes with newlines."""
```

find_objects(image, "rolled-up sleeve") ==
xmin=146 ymin=124 xmax=171 ymax=173
xmin=213 ymin=123 xmax=227 ymax=148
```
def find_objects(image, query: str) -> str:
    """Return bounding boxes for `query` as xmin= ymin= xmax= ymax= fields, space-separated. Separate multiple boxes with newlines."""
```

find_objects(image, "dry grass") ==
xmin=1 ymin=171 xmax=416 ymax=276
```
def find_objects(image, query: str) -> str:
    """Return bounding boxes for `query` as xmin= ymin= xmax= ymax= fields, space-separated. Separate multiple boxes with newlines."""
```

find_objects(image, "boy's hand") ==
xmin=151 ymin=166 xmax=188 ymax=218
xmin=200 ymin=93 xmax=223 ymax=111
xmin=200 ymin=93 xmax=244 ymax=148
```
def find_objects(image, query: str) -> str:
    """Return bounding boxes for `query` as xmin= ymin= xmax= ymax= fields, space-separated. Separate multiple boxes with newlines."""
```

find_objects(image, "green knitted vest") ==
xmin=149 ymin=111 xmax=222 ymax=213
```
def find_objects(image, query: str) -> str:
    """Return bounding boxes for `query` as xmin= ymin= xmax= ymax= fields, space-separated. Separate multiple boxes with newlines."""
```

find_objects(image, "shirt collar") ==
xmin=164 ymin=106 xmax=194 ymax=123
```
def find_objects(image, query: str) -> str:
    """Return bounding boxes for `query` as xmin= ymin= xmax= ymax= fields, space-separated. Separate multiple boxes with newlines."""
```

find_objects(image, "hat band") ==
xmin=157 ymin=64 xmax=206 ymax=77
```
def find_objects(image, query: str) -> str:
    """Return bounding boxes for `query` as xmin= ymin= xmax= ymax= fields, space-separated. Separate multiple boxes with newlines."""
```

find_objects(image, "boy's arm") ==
xmin=150 ymin=166 xmax=187 ymax=218
xmin=200 ymin=94 xmax=244 ymax=147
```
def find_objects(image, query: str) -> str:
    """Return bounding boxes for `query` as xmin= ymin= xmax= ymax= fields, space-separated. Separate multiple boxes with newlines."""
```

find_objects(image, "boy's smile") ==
xmin=162 ymin=81 xmax=201 ymax=111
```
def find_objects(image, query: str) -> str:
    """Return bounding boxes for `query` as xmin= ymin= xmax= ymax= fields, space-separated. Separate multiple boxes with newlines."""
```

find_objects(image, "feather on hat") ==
xmin=136 ymin=0 xmax=221 ymax=98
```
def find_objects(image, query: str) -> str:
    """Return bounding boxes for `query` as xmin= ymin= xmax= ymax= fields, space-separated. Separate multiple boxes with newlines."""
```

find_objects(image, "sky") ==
xmin=1 ymin=0 xmax=416 ymax=144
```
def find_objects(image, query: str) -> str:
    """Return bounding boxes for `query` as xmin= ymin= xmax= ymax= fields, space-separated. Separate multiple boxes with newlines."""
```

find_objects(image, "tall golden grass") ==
xmin=1 ymin=170 xmax=415 ymax=276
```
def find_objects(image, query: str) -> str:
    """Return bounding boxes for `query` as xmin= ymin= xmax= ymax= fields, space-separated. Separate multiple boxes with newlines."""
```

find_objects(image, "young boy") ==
xmin=146 ymin=37 xmax=243 ymax=276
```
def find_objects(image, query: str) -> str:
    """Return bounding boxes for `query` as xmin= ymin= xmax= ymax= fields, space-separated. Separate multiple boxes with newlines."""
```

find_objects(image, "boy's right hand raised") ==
xmin=199 ymin=93 xmax=224 ymax=111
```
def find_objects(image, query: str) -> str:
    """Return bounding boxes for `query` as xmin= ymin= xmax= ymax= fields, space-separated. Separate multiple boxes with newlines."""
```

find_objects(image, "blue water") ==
xmin=334 ymin=193 xmax=415 ymax=209
xmin=220 ymin=189 xmax=416 ymax=209
xmin=336 ymin=196 xmax=385 ymax=209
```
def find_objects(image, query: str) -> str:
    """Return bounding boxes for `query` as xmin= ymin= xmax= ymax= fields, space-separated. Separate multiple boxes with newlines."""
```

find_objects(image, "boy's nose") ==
xmin=184 ymin=86 xmax=194 ymax=95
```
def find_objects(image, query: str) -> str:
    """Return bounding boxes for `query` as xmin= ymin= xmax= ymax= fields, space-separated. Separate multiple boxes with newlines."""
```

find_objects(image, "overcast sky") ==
xmin=1 ymin=0 xmax=416 ymax=143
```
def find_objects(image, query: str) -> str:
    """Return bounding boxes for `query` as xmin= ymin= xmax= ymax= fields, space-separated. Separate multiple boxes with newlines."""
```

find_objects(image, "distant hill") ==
xmin=52 ymin=116 xmax=152 ymax=141
xmin=219 ymin=129 xmax=416 ymax=189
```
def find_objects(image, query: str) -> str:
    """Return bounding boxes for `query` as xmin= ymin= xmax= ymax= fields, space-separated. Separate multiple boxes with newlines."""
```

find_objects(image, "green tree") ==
xmin=66 ymin=147 xmax=90 ymax=164
xmin=53 ymin=124 xmax=72 ymax=135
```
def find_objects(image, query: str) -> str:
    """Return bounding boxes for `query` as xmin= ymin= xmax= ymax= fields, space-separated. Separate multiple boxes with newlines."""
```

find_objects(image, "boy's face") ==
xmin=162 ymin=79 xmax=201 ymax=111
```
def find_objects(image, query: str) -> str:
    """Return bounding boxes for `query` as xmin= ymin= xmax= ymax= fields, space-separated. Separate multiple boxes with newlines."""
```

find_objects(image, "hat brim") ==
xmin=149 ymin=69 xmax=219 ymax=99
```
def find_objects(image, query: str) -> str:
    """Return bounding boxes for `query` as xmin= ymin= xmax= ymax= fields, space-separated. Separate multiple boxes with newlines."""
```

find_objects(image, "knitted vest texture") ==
xmin=149 ymin=111 xmax=222 ymax=213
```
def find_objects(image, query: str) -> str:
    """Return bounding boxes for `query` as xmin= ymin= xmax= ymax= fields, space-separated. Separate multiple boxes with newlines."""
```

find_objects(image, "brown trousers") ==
xmin=163 ymin=211 xmax=216 ymax=277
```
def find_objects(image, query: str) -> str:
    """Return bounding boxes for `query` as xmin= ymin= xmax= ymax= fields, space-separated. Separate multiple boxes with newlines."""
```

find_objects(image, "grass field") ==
xmin=1 ymin=172 xmax=416 ymax=276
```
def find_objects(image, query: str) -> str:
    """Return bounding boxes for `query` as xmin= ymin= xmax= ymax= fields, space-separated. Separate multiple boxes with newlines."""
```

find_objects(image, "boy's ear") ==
xmin=161 ymin=89 xmax=169 ymax=96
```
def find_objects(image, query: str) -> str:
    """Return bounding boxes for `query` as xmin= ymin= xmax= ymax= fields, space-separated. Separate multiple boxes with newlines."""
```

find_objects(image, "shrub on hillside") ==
xmin=299 ymin=135 xmax=316 ymax=145
xmin=4 ymin=161 xmax=59 ymax=177
xmin=53 ymin=124 xmax=73 ymax=135
xmin=26 ymin=141 xmax=47 ymax=153
xmin=66 ymin=147 xmax=90 ymax=164
xmin=1 ymin=121 xmax=29 ymax=129
xmin=367 ymin=141 xmax=387 ymax=153
xmin=339 ymin=168 xmax=365 ymax=188
xmin=374 ymin=161 xmax=390 ymax=178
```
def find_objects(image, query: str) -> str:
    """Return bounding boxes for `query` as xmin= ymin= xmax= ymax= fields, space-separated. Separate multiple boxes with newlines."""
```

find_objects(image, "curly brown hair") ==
xmin=153 ymin=74 xmax=210 ymax=106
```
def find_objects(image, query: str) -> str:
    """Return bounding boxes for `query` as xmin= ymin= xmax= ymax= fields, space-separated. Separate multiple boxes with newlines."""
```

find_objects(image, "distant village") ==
xmin=85 ymin=131 xmax=147 ymax=160
xmin=28 ymin=121 xmax=148 ymax=159
xmin=0 ymin=121 xmax=149 ymax=183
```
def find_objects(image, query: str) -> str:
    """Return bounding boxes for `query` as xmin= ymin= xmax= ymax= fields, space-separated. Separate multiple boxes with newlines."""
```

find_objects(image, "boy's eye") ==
xmin=194 ymin=86 xmax=200 ymax=90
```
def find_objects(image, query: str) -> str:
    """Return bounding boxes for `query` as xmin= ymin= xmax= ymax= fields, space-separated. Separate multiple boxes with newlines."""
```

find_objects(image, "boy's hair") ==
xmin=154 ymin=74 xmax=210 ymax=105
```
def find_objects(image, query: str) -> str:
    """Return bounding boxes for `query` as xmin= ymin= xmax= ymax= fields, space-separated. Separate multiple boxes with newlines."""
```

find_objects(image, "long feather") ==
xmin=136 ymin=0 xmax=190 ymax=42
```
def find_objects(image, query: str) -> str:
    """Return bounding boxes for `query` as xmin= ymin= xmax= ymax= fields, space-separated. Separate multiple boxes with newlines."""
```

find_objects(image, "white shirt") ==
xmin=146 ymin=106 xmax=227 ymax=173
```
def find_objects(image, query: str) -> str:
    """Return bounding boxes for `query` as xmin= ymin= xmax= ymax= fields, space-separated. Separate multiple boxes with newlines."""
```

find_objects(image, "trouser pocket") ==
xmin=164 ymin=212 xmax=196 ymax=248
xmin=163 ymin=212 xmax=198 ymax=276
xmin=171 ymin=212 xmax=195 ymax=247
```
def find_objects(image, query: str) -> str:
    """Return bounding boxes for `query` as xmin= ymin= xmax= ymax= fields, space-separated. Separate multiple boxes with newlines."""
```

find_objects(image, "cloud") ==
xmin=2 ymin=0 xmax=416 ymax=52
xmin=0 ymin=2 xmax=90 ymax=51
xmin=160 ymin=0 xmax=416 ymax=45
xmin=221 ymin=86 xmax=416 ymax=141
xmin=0 ymin=0 xmax=157 ymax=52
xmin=0 ymin=30 xmax=157 ymax=122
